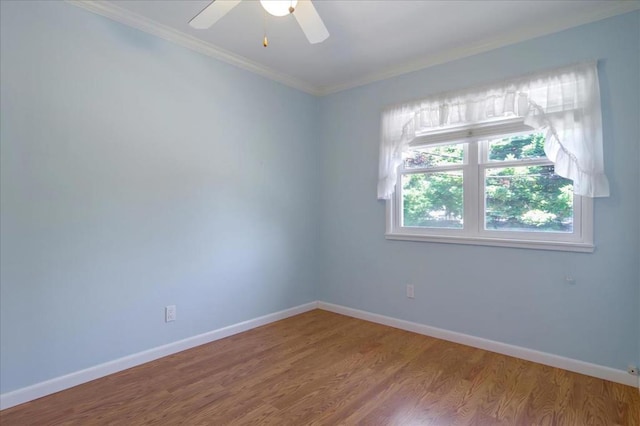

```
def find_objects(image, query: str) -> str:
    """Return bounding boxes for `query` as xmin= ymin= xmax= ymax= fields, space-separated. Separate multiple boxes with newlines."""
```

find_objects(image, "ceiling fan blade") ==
xmin=189 ymin=0 xmax=242 ymax=29
xmin=293 ymin=0 xmax=329 ymax=44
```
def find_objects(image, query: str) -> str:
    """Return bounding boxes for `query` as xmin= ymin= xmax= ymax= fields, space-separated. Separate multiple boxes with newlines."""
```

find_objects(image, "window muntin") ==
xmin=389 ymin=128 xmax=593 ymax=251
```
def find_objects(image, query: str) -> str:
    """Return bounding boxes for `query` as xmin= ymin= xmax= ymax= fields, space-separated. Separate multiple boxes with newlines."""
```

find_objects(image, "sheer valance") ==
xmin=378 ymin=62 xmax=609 ymax=199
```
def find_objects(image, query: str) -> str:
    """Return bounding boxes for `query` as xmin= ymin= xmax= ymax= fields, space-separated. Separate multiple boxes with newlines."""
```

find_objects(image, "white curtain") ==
xmin=378 ymin=62 xmax=609 ymax=199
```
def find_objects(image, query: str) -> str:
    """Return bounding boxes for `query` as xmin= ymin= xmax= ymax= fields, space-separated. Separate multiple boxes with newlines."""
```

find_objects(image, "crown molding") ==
xmin=66 ymin=0 xmax=323 ymax=96
xmin=67 ymin=0 xmax=638 ymax=97
xmin=318 ymin=1 xmax=640 ymax=95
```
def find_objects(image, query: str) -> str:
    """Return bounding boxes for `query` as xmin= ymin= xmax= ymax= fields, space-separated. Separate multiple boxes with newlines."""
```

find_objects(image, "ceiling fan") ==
xmin=189 ymin=0 xmax=329 ymax=46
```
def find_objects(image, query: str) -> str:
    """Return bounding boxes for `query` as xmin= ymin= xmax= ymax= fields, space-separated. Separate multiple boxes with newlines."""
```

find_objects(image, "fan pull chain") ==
xmin=263 ymin=8 xmax=269 ymax=47
xmin=289 ymin=0 xmax=295 ymax=14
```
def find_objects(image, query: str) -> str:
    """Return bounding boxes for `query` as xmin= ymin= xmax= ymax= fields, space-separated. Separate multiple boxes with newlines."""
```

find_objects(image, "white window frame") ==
xmin=385 ymin=119 xmax=594 ymax=252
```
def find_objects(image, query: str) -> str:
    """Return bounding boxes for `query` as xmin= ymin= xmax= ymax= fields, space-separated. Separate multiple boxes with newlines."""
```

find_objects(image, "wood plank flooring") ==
xmin=2 ymin=309 xmax=638 ymax=425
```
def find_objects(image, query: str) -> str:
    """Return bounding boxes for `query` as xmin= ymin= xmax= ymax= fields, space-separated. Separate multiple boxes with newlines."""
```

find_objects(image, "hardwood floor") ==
xmin=2 ymin=309 xmax=638 ymax=425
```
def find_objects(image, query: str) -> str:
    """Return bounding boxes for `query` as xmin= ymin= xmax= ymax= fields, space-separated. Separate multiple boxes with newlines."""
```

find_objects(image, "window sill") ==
xmin=385 ymin=232 xmax=594 ymax=253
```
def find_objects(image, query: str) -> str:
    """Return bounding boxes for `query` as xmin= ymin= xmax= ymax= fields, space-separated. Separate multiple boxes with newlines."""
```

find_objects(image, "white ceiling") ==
xmin=73 ymin=0 xmax=639 ymax=95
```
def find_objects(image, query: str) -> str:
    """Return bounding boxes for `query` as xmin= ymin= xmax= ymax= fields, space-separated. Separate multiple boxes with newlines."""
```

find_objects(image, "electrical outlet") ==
xmin=628 ymin=364 xmax=638 ymax=376
xmin=165 ymin=305 xmax=176 ymax=322
xmin=406 ymin=284 xmax=415 ymax=299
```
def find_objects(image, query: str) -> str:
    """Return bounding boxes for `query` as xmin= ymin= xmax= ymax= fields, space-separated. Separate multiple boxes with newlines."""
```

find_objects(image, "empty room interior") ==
xmin=1 ymin=0 xmax=640 ymax=424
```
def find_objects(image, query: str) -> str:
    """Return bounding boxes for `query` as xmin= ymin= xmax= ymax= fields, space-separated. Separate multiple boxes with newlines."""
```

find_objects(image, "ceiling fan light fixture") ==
xmin=260 ymin=0 xmax=298 ymax=17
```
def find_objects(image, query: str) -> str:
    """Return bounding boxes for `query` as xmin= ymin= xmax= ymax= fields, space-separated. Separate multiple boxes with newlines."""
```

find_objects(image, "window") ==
xmin=379 ymin=63 xmax=606 ymax=252
xmin=386 ymin=122 xmax=593 ymax=252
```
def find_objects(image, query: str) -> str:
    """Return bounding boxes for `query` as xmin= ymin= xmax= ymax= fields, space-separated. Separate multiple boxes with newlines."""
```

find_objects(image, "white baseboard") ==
xmin=0 ymin=301 xmax=318 ymax=410
xmin=3 ymin=300 xmax=637 ymax=410
xmin=317 ymin=301 xmax=639 ymax=388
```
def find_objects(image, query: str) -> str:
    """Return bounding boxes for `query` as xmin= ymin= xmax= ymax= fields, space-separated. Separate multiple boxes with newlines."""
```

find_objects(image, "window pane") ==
xmin=488 ymin=133 xmax=546 ymax=162
xmin=404 ymin=143 xmax=464 ymax=169
xmin=485 ymin=165 xmax=573 ymax=232
xmin=402 ymin=171 xmax=463 ymax=228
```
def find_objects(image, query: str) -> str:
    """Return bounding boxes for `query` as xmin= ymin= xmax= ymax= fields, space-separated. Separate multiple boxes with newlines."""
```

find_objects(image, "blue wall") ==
xmin=318 ymin=11 xmax=640 ymax=371
xmin=0 ymin=1 xmax=319 ymax=393
xmin=1 ymin=1 xmax=638 ymax=396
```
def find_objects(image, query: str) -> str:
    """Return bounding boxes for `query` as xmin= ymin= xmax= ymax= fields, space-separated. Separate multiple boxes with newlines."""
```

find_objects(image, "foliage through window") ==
xmin=388 ymin=128 xmax=593 ymax=252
